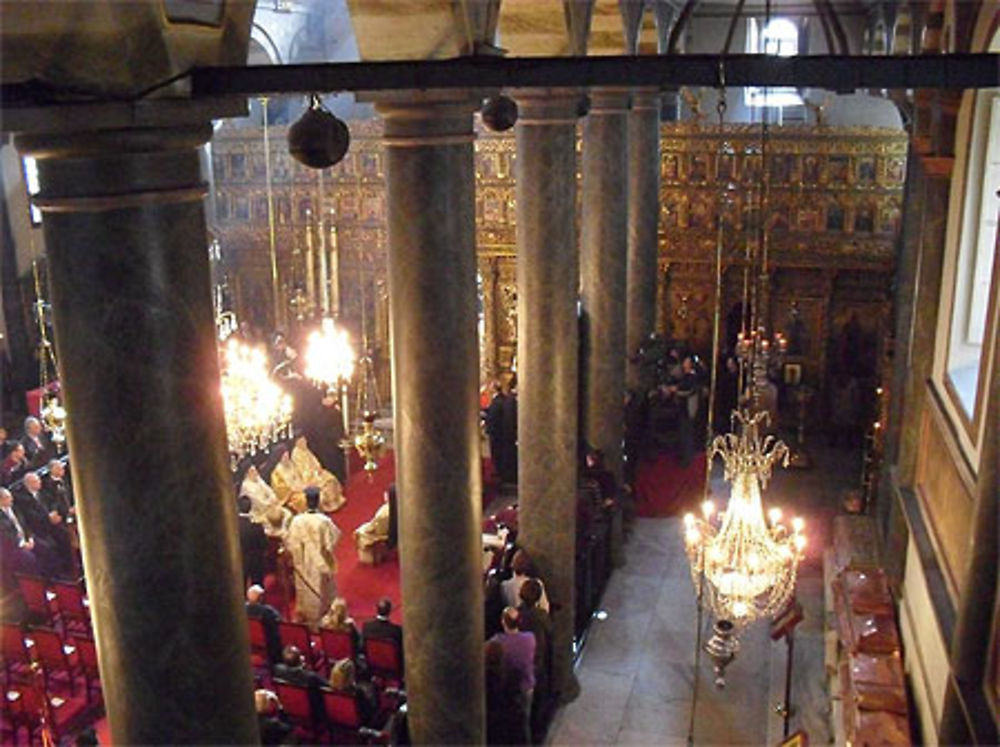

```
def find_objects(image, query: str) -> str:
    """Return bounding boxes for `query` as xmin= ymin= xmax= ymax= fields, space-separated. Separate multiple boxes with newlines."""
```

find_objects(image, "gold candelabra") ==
xmin=353 ymin=410 xmax=386 ymax=475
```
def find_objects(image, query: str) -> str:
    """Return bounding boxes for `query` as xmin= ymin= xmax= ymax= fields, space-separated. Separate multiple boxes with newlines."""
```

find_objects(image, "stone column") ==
xmin=581 ymin=87 xmax=631 ymax=482
xmin=513 ymin=90 xmax=581 ymax=703
xmin=376 ymin=93 xmax=484 ymax=745
xmin=15 ymin=124 xmax=257 ymax=744
xmin=626 ymin=88 xmax=661 ymax=391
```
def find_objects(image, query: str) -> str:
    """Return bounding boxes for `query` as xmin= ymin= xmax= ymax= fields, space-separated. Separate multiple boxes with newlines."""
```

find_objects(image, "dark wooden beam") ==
xmin=190 ymin=53 xmax=999 ymax=96
xmin=2 ymin=53 xmax=998 ymax=109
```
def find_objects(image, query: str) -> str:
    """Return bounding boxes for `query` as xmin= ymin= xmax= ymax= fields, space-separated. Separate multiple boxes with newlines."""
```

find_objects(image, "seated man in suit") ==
xmin=246 ymin=584 xmax=283 ymax=666
xmin=1 ymin=443 xmax=28 ymax=486
xmin=21 ymin=417 xmax=52 ymax=470
xmin=15 ymin=472 xmax=72 ymax=578
xmin=0 ymin=487 xmax=41 ymax=584
xmin=272 ymin=644 xmax=329 ymax=722
xmin=41 ymin=460 xmax=76 ymax=552
xmin=362 ymin=597 xmax=404 ymax=675
xmin=41 ymin=460 xmax=73 ymax=518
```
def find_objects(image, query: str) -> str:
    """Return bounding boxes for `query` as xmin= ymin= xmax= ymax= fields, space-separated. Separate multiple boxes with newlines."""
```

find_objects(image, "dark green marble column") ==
xmin=626 ymin=88 xmax=661 ymax=391
xmin=15 ymin=125 xmax=257 ymax=744
xmin=513 ymin=89 xmax=580 ymax=702
xmin=377 ymin=93 xmax=484 ymax=745
xmin=581 ymin=88 xmax=630 ymax=482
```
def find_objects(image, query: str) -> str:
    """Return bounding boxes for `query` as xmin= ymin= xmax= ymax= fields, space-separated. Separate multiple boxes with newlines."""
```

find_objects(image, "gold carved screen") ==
xmin=210 ymin=119 xmax=906 ymax=401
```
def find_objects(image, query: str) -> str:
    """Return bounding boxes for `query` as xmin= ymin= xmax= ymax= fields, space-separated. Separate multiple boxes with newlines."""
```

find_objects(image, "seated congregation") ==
xmin=0 ymin=415 xmax=617 ymax=746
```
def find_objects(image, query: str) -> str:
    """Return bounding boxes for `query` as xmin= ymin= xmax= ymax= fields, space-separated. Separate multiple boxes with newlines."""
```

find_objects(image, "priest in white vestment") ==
xmin=286 ymin=487 xmax=341 ymax=630
xmin=240 ymin=465 xmax=279 ymax=524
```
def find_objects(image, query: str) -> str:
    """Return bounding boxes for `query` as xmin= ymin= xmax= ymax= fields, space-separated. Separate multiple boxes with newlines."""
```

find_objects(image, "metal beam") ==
xmin=1 ymin=53 xmax=997 ymax=109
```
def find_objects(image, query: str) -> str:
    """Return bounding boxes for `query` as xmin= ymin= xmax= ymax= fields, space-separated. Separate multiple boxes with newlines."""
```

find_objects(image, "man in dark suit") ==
xmin=238 ymin=495 xmax=268 ymax=588
xmin=21 ymin=417 xmax=52 ymax=470
xmin=14 ymin=472 xmax=71 ymax=578
xmin=246 ymin=584 xmax=283 ymax=666
xmin=42 ymin=459 xmax=78 ymax=565
xmin=0 ymin=487 xmax=41 ymax=584
xmin=41 ymin=459 xmax=74 ymax=521
xmin=272 ymin=645 xmax=329 ymax=722
xmin=362 ymin=597 xmax=404 ymax=674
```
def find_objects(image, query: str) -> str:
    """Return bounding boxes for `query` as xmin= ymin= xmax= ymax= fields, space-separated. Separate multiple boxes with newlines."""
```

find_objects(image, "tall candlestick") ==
xmin=304 ymin=209 xmax=316 ymax=316
xmin=318 ymin=208 xmax=330 ymax=315
xmin=329 ymin=219 xmax=341 ymax=318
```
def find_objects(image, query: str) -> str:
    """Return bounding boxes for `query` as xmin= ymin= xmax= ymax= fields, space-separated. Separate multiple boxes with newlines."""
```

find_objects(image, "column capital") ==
xmin=15 ymin=123 xmax=212 ymax=159
xmin=2 ymin=96 xmax=245 ymax=138
xmin=511 ymin=88 xmax=583 ymax=124
xmin=14 ymin=125 xmax=212 ymax=213
xmin=368 ymin=89 xmax=484 ymax=143
xmin=631 ymin=87 xmax=662 ymax=111
xmin=588 ymin=86 xmax=632 ymax=113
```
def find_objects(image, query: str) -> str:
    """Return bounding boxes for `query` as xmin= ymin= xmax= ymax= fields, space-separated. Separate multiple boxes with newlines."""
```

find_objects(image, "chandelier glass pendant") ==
xmin=220 ymin=339 xmax=293 ymax=462
xmin=684 ymin=410 xmax=806 ymax=627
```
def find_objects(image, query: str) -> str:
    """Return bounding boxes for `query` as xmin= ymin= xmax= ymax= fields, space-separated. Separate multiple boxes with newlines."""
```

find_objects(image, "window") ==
xmin=946 ymin=91 xmax=999 ymax=418
xmin=21 ymin=156 xmax=41 ymax=226
xmin=745 ymin=18 xmax=803 ymax=109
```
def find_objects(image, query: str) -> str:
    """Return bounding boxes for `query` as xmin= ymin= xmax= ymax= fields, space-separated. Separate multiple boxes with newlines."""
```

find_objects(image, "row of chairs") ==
xmin=1 ymin=624 xmax=101 ymax=702
xmin=248 ymin=618 xmax=404 ymax=686
xmin=271 ymin=679 xmax=400 ymax=744
xmin=1 ymin=623 xmax=102 ymax=744
xmin=4 ymin=678 xmax=89 ymax=745
xmin=15 ymin=574 xmax=90 ymax=636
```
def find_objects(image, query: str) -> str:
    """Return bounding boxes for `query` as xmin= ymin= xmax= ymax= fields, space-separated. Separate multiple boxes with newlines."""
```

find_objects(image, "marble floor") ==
xmin=546 ymin=442 xmax=858 ymax=746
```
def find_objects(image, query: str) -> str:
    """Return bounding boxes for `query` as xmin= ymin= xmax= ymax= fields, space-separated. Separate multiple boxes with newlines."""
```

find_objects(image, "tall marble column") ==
xmin=513 ymin=89 xmax=581 ymax=702
xmin=626 ymin=88 xmax=661 ymax=391
xmin=15 ymin=124 xmax=257 ymax=744
xmin=581 ymin=87 xmax=631 ymax=482
xmin=377 ymin=93 xmax=484 ymax=745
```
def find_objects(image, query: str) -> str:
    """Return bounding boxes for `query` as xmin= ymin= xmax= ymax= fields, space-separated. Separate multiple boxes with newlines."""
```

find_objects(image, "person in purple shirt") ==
xmin=489 ymin=606 xmax=536 ymax=741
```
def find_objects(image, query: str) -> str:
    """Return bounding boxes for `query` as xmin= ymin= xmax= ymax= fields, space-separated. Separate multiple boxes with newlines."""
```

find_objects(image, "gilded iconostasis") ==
xmin=209 ymin=117 xmax=906 ymax=409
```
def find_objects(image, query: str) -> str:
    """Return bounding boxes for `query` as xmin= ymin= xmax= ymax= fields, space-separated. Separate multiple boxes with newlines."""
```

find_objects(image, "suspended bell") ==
xmin=288 ymin=94 xmax=350 ymax=169
xmin=481 ymin=95 xmax=518 ymax=132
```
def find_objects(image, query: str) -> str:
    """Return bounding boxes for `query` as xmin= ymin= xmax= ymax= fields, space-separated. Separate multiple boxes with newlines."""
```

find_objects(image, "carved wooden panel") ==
xmin=915 ymin=402 xmax=975 ymax=601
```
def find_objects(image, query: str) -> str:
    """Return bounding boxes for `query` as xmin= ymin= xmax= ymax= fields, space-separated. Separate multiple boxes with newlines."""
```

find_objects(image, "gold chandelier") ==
xmin=220 ymin=339 xmax=293 ymax=462
xmin=684 ymin=409 xmax=806 ymax=627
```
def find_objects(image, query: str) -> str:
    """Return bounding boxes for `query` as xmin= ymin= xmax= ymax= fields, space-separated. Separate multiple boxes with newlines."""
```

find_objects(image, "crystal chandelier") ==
xmin=304 ymin=317 xmax=355 ymax=392
xmin=684 ymin=409 xmax=806 ymax=627
xmin=220 ymin=339 xmax=293 ymax=462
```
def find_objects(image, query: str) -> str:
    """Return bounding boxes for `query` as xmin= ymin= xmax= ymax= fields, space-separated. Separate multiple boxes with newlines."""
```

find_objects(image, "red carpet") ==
xmin=328 ymin=451 xmax=403 ymax=624
xmin=634 ymin=451 xmax=708 ymax=517
xmin=328 ymin=450 xmax=498 ymax=625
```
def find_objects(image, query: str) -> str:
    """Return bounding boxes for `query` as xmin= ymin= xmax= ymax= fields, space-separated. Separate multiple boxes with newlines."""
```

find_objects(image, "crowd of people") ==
xmin=247 ymin=589 xmax=406 ymax=744
xmin=0 ymin=416 xmax=78 ymax=591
